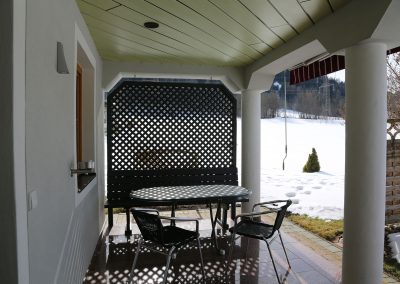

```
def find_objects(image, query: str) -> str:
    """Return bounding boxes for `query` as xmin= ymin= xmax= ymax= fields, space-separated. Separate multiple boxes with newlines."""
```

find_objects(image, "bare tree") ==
xmin=387 ymin=53 xmax=400 ymax=119
xmin=295 ymin=91 xmax=321 ymax=119
xmin=261 ymin=91 xmax=280 ymax=118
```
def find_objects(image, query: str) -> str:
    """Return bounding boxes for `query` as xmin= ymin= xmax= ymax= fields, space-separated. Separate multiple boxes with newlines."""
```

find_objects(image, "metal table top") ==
xmin=130 ymin=184 xmax=250 ymax=205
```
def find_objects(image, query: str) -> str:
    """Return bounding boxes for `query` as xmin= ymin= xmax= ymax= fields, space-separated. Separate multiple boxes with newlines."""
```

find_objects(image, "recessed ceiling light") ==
xmin=144 ymin=21 xmax=159 ymax=29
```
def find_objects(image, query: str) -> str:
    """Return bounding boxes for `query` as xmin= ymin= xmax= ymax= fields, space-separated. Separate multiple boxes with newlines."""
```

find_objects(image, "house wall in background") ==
xmin=386 ymin=137 xmax=400 ymax=224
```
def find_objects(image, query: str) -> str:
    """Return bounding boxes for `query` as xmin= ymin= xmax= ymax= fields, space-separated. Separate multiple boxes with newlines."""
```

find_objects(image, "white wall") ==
xmin=24 ymin=0 xmax=104 ymax=283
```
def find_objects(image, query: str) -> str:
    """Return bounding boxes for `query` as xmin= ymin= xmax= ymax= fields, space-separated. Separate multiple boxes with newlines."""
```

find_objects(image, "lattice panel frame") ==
xmin=107 ymin=79 xmax=237 ymax=201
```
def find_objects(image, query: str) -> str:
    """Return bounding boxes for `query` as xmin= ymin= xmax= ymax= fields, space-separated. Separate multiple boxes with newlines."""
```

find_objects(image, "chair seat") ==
xmin=229 ymin=220 xmax=274 ymax=240
xmin=163 ymin=226 xmax=198 ymax=247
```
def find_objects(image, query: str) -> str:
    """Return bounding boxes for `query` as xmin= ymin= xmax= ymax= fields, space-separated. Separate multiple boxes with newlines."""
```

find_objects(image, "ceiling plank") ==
xmin=89 ymin=28 xmax=183 ymax=61
xmin=270 ymin=24 xmax=298 ymax=41
xmin=92 ymin=27 xmax=230 ymax=65
xmin=177 ymin=0 xmax=260 ymax=45
xmin=329 ymin=0 xmax=351 ymax=10
xmin=249 ymin=43 xmax=272 ymax=55
xmin=240 ymin=0 xmax=297 ymax=41
xmin=269 ymin=0 xmax=313 ymax=33
xmin=98 ymin=47 xmax=163 ymax=63
xmin=300 ymin=0 xmax=332 ymax=23
xmin=82 ymin=0 xmax=120 ymax=11
xmin=210 ymin=0 xmax=284 ymax=48
xmin=92 ymin=28 xmax=240 ymax=65
xmin=91 ymin=25 xmax=238 ymax=66
xmin=239 ymin=0 xmax=289 ymax=29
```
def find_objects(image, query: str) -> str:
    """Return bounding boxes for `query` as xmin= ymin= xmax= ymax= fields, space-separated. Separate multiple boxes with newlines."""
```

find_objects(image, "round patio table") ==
xmin=130 ymin=184 xmax=251 ymax=253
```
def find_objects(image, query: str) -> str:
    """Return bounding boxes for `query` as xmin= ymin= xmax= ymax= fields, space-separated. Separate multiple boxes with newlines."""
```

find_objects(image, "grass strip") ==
xmin=288 ymin=214 xmax=400 ymax=281
xmin=287 ymin=214 xmax=343 ymax=241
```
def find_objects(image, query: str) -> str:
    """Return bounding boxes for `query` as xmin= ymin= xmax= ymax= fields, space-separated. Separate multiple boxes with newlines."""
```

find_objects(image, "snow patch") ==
xmin=388 ymin=233 xmax=400 ymax=263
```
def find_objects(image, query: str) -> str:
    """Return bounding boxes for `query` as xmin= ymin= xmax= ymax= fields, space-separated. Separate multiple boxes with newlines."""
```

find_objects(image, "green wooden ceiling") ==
xmin=77 ymin=0 xmax=350 ymax=67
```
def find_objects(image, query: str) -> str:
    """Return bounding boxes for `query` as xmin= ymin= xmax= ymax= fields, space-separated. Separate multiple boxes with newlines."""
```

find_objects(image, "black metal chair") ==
xmin=226 ymin=200 xmax=292 ymax=284
xmin=129 ymin=208 xmax=205 ymax=284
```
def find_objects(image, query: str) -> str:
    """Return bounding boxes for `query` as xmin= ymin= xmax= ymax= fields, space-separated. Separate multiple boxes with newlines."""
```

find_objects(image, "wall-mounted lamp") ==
xmin=57 ymin=42 xmax=69 ymax=74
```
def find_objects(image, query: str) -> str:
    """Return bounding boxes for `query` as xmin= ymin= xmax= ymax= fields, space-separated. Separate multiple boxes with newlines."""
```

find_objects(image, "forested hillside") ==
xmin=261 ymin=70 xmax=345 ymax=119
xmin=259 ymin=52 xmax=400 ymax=120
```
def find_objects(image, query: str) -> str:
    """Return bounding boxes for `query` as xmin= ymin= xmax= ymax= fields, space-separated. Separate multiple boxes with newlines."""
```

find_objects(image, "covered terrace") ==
xmin=2 ymin=0 xmax=400 ymax=283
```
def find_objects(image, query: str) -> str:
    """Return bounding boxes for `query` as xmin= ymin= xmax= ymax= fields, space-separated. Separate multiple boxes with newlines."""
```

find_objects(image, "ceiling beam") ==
xmin=102 ymin=60 xmax=245 ymax=93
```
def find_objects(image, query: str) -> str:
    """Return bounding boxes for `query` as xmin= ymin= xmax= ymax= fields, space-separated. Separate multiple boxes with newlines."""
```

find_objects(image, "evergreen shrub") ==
xmin=303 ymin=148 xmax=321 ymax=173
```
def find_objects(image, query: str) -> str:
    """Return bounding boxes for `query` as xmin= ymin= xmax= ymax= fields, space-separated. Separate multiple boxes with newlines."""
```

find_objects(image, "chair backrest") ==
xmin=131 ymin=209 xmax=164 ymax=244
xmin=273 ymin=200 xmax=292 ymax=232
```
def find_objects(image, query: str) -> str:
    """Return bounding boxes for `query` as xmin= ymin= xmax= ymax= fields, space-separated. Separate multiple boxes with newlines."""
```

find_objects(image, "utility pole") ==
xmin=319 ymin=76 xmax=333 ymax=118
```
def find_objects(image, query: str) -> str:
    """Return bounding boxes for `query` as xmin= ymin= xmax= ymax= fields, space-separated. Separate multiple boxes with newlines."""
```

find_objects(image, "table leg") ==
xmin=209 ymin=201 xmax=224 ymax=255
xmin=125 ymin=207 xmax=132 ymax=237
xmin=171 ymin=204 xmax=176 ymax=226
xmin=108 ymin=207 xmax=113 ymax=228
xmin=230 ymin=202 xmax=236 ymax=220
xmin=222 ymin=203 xmax=228 ymax=233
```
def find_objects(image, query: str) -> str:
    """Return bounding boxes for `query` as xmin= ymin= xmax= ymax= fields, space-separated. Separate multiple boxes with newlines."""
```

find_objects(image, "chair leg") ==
xmin=226 ymin=232 xmax=236 ymax=270
xmin=278 ymin=230 xmax=291 ymax=268
xmin=162 ymin=246 xmax=176 ymax=284
xmin=225 ymin=232 xmax=236 ymax=282
xmin=265 ymin=240 xmax=281 ymax=284
xmin=129 ymin=238 xmax=142 ymax=283
xmin=196 ymin=237 xmax=206 ymax=282
xmin=244 ymin=237 xmax=250 ymax=263
xmin=125 ymin=208 xmax=132 ymax=237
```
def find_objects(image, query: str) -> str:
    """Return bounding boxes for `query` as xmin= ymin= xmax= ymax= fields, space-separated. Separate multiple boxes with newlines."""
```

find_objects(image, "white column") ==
xmin=342 ymin=42 xmax=387 ymax=284
xmin=241 ymin=89 xmax=261 ymax=212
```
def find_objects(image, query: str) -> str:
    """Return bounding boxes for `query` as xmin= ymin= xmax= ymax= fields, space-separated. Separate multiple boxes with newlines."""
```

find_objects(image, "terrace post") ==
xmin=241 ymin=89 xmax=261 ymax=213
xmin=342 ymin=42 xmax=387 ymax=284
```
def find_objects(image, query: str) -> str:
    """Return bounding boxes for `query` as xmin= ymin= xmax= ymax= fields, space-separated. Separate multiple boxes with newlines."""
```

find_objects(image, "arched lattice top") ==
xmin=106 ymin=79 xmax=238 ymax=201
xmin=388 ymin=119 xmax=400 ymax=142
xmin=107 ymin=80 xmax=236 ymax=172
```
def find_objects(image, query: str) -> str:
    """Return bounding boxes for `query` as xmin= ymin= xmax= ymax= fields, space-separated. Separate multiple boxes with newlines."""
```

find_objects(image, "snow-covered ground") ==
xmin=237 ymin=115 xmax=345 ymax=220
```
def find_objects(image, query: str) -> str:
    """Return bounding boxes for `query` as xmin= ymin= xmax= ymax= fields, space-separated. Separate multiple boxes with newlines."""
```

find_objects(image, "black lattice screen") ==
xmin=107 ymin=79 xmax=237 ymax=201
